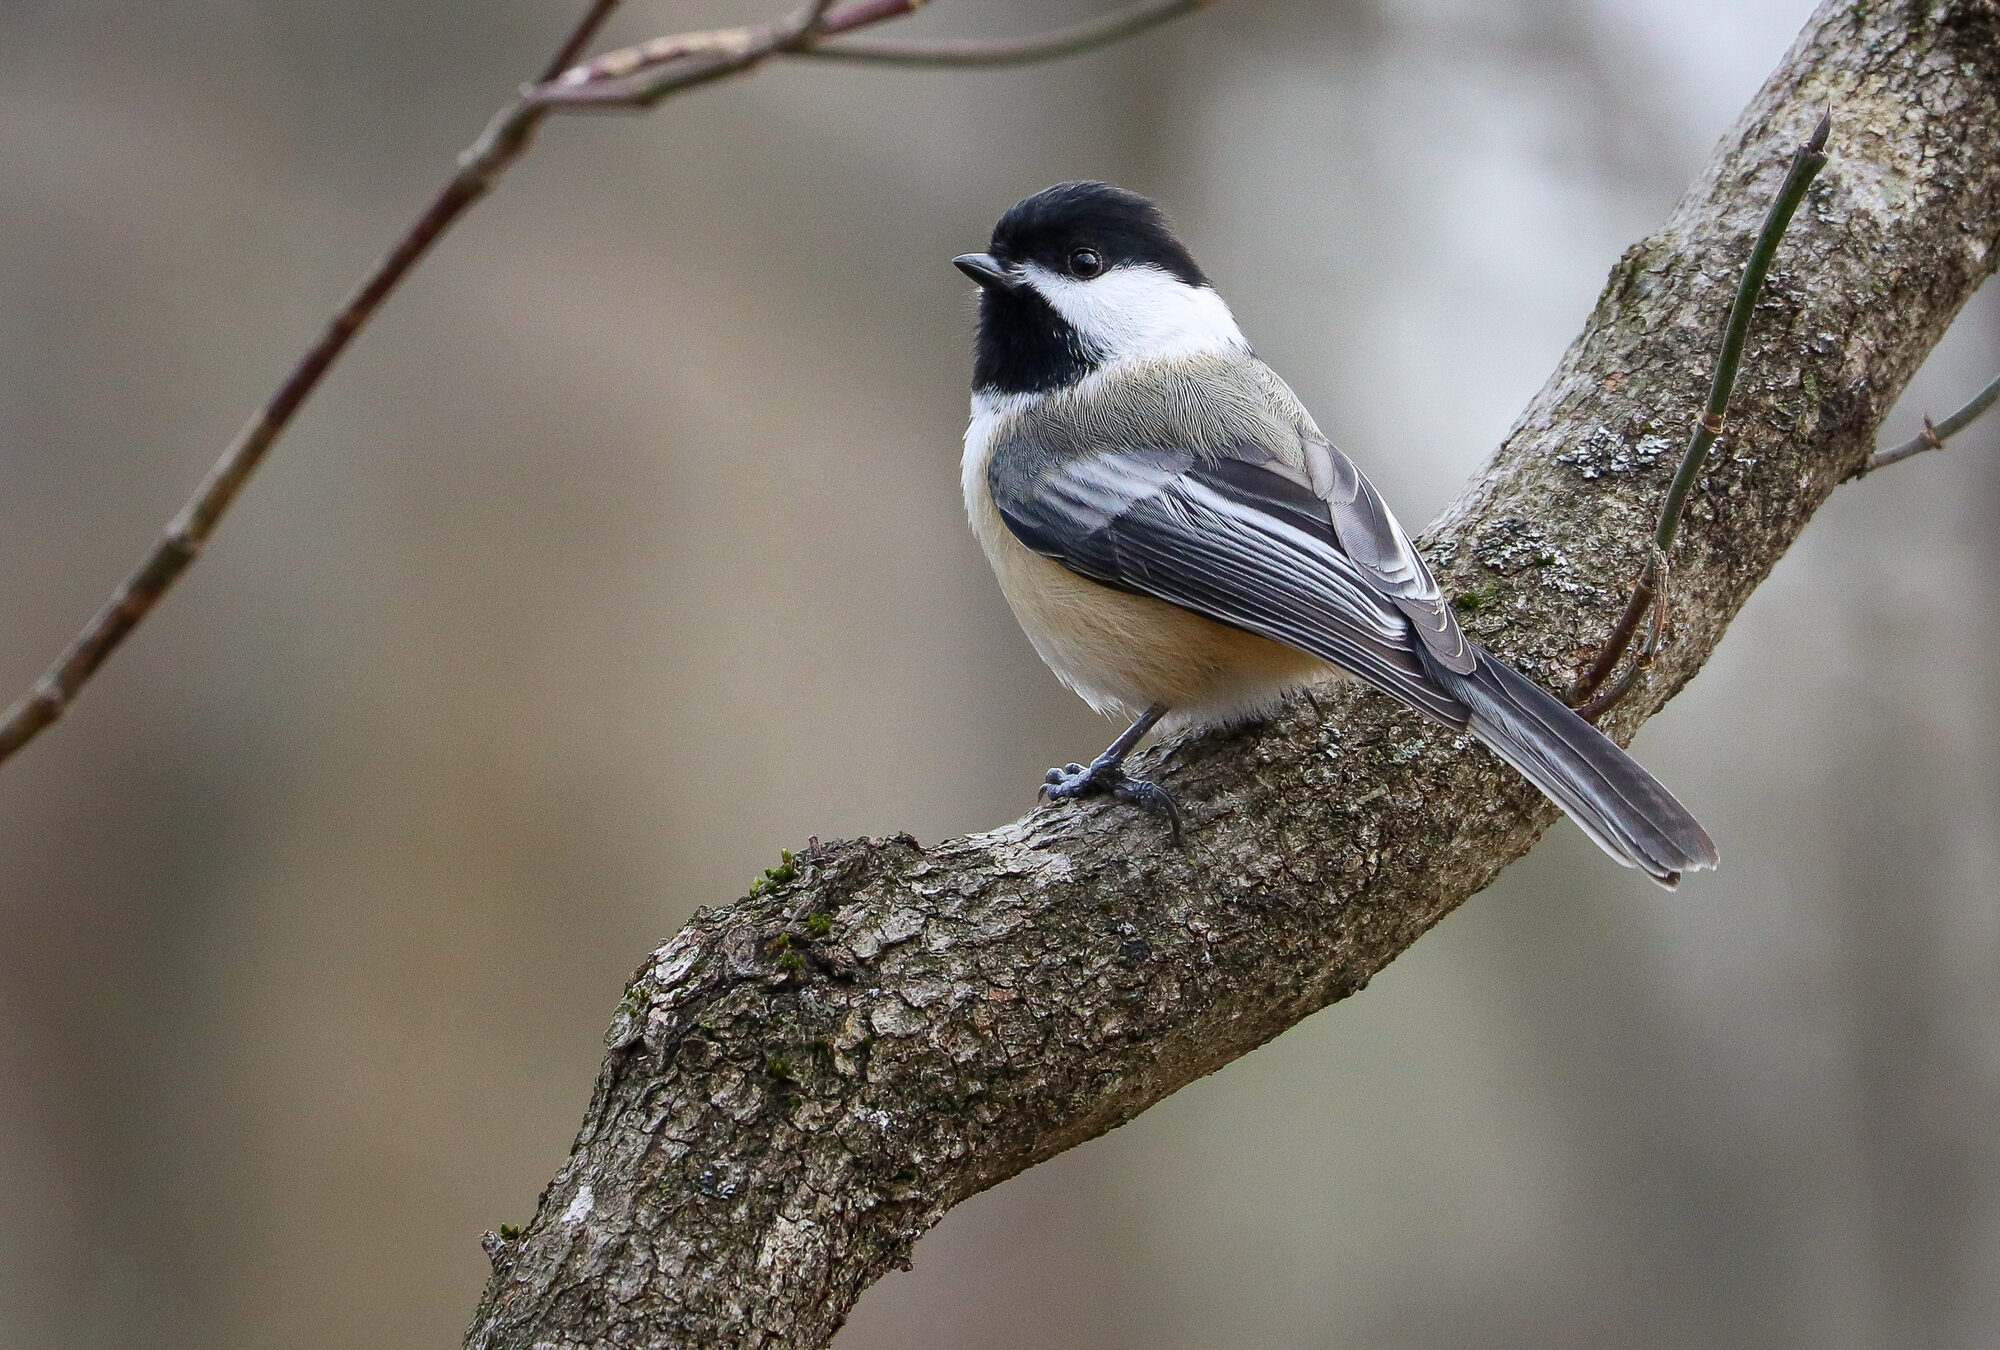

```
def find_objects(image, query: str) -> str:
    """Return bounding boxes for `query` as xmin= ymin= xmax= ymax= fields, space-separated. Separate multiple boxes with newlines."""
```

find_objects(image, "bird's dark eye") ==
xmin=1067 ymin=248 xmax=1104 ymax=279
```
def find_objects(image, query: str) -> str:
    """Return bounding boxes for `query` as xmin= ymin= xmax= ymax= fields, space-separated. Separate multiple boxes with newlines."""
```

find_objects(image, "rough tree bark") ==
xmin=463 ymin=3 xmax=2000 ymax=1346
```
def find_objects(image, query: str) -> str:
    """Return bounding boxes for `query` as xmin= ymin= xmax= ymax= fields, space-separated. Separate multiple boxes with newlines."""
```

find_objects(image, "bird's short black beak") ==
xmin=953 ymin=252 xmax=1018 ymax=292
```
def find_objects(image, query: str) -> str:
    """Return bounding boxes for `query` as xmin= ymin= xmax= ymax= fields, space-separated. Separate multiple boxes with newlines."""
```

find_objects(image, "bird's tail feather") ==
xmin=1422 ymin=646 xmax=1719 ymax=888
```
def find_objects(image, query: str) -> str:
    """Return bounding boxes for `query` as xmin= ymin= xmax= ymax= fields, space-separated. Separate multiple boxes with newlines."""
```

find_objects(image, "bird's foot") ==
xmin=1040 ymin=755 xmax=1184 ymax=846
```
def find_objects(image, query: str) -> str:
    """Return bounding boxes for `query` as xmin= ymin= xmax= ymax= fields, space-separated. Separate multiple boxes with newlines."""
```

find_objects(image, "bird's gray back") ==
xmin=1002 ymin=351 xmax=1316 ymax=469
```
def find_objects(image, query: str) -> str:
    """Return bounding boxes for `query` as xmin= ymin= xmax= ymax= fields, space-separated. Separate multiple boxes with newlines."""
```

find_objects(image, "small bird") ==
xmin=954 ymin=181 xmax=1717 ymax=887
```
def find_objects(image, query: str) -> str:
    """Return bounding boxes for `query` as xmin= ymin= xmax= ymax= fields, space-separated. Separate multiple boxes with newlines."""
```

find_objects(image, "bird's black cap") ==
xmin=986 ymin=181 xmax=1207 ymax=286
xmin=962 ymin=182 xmax=1208 ymax=395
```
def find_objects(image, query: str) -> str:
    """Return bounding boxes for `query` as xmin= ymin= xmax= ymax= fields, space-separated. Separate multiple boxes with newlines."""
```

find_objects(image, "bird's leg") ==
xmin=1041 ymin=704 xmax=1164 ymax=798
xmin=1040 ymin=703 xmax=1183 ymax=844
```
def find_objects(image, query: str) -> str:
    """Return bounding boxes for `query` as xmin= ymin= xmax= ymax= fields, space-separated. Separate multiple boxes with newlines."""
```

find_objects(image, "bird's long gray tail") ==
xmin=1420 ymin=644 xmax=1719 ymax=888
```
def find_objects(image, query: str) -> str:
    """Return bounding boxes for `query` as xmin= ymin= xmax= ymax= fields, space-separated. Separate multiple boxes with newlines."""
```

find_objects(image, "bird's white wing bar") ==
xmin=991 ymin=445 xmax=1472 ymax=727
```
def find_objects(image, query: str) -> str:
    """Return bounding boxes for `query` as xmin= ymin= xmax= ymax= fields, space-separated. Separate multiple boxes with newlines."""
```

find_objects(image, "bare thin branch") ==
xmin=538 ymin=0 xmax=626 ymax=83
xmin=796 ymin=0 xmax=1210 ymax=67
xmin=0 ymin=0 xmax=1205 ymax=770
xmin=542 ymin=0 xmax=1203 ymax=99
xmin=1850 ymin=371 xmax=2000 ymax=477
xmin=545 ymin=0 xmax=929 ymax=95
xmin=0 ymin=11 xmax=596 ymax=766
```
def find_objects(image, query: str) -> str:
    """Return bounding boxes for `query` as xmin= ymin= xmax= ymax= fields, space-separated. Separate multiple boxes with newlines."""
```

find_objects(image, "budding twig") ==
xmin=1848 ymin=371 xmax=2000 ymax=479
xmin=0 ymin=0 xmax=1211 ymax=770
xmin=1571 ymin=111 xmax=1830 ymax=716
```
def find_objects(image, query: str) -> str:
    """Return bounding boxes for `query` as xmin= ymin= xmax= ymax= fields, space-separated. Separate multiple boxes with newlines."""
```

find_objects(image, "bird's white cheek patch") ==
xmin=1023 ymin=263 xmax=1248 ymax=365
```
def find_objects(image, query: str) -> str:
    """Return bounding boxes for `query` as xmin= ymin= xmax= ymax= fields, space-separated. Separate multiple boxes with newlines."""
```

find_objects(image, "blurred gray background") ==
xmin=3 ymin=1 xmax=1998 ymax=1346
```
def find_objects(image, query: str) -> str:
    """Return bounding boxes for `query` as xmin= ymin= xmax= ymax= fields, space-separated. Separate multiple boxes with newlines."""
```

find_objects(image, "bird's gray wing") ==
xmin=1293 ymin=436 xmax=1474 ymax=674
xmin=991 ymin=444 xmax=1469 ymax=727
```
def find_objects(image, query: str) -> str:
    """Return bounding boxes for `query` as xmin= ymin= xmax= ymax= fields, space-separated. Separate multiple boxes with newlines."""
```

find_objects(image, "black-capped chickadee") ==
xmin=954 ymin=181 xmax=1717 ymax=887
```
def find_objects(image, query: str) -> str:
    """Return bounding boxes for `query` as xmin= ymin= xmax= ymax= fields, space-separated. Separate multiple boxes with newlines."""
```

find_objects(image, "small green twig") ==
xmin=1573 ymin=549 xmax=1666 ymax=722
xmin=1848 ymin=371 xmax=2000 ymax=479
xmin=1572 ymin=111 xmax=1830 ymax=715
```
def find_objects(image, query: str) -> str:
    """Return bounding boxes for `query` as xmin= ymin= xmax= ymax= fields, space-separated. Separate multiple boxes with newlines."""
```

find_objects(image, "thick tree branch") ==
xmin=461 ymin=4 xmax=2000 ymax=1347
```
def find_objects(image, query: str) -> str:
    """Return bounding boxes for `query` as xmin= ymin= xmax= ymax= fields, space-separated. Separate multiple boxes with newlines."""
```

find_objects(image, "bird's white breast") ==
xmin=961 ymin=379 xmax=1329 ymax=730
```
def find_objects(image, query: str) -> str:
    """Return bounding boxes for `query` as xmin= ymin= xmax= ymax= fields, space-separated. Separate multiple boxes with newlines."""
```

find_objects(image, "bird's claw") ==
xmin=1111 ymin=774 xmax=1184 ymax=847
xmin=1039 ymin=758 xmax=1110 ymax=801
xmin=1039 ymin=757 xmax=1184 ymax=846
